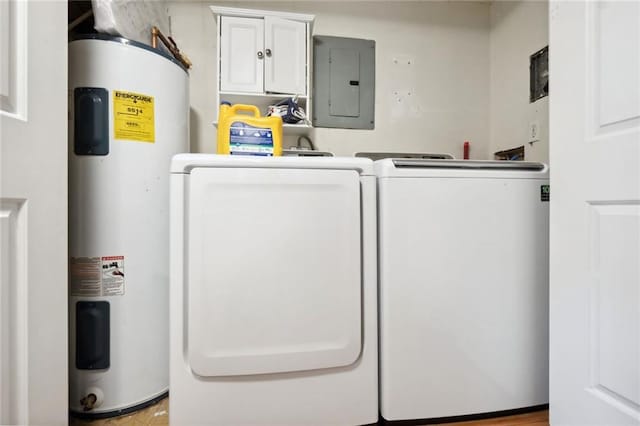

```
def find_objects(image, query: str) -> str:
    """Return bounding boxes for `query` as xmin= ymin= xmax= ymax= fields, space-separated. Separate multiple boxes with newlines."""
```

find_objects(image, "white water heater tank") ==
xmin=68 ymin=34 xmax=189 ymax=417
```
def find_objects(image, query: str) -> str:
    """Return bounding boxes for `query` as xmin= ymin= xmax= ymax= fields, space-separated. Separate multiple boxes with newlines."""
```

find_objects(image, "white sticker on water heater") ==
xmin=69 ymin=255 xmax=125 ymax=297
xmin=101 ymin=255 xmax=125 ymax=296
xmin=70 ymin=257 xmax=102 ymax=297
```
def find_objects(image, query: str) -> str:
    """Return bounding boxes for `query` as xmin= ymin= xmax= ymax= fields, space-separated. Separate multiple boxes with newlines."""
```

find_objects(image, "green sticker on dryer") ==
xmin=541 ymin=185 xmax=550 ymax=202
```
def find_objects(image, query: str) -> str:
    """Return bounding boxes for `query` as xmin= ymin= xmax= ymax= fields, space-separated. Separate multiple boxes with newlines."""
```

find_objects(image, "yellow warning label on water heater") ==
xmin=113 ymin=90 xmax=155 ymax=143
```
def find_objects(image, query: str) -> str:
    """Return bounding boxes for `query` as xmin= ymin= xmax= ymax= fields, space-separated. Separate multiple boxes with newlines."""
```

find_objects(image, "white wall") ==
xmin=169 ymin=1 xmax=491 ymax=158
xmin=489 ymin=1 xmax=549 ymax=163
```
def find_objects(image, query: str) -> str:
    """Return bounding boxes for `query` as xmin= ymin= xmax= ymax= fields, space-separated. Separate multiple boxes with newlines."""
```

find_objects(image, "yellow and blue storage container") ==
xmin=217 ymin=102 xmax=283 ymax=156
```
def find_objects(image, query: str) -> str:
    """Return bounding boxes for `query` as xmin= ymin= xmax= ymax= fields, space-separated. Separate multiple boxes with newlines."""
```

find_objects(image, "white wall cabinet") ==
xmin=211 ymin=6 xmax=314 ymax=131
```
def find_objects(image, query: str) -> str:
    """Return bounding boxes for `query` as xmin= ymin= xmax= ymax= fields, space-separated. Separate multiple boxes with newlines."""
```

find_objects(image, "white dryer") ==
xmin=376 ymin=159 xmax=549 ymax=423
xmin=170 ymin=154 xmax=378 ymax=425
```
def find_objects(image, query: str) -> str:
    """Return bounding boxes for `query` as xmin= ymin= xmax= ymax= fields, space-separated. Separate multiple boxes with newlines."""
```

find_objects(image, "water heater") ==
xmin=68 ymin=34 xmax=188 ymax=417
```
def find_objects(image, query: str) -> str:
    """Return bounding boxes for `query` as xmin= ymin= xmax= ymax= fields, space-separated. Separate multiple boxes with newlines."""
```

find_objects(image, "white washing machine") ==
xmin=170 ymin=154 xmax=378 ymax=425
xmin=376 ymin=159 xmax=549 ymax=423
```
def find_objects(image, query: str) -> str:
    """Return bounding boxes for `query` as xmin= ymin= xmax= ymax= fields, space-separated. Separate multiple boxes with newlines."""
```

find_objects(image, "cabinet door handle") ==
xmin=265 ymin=48 xmax=272 ymax=57
xmin=257 ymin=51 xmax=264 ymax=59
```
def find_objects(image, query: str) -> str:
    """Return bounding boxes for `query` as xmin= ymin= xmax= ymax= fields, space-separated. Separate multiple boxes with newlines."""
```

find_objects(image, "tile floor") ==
xmin=69 ymin=398 xmax=168 ymax=426
xmin=69 ymin=398 xmax=548 ymax=426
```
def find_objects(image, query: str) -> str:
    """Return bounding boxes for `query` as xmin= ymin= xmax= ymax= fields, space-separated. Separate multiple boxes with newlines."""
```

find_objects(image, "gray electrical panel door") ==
xmin=313 ymin=36 xmax=375 ymax=129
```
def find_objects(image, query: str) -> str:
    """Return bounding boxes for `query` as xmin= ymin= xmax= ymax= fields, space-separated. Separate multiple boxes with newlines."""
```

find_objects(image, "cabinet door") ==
xmin=220 ymin=16 xmax=264 ymax=93
xmin=264 ymin=17 xmax=306 ymax=95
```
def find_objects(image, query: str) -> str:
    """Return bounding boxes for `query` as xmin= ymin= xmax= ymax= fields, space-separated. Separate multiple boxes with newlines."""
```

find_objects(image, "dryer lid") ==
xmin=171 ymin=153 xmax=374 ymax=175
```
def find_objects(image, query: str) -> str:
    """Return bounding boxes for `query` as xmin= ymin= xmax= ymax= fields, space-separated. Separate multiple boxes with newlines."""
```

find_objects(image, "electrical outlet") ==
xmin=528 ymin=121 xmax=540 ymax=143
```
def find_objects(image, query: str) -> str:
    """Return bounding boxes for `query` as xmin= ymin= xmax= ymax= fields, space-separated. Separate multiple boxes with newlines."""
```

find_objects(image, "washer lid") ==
xmin=355 ymin=151 xmax=454 ymax=160
xmin=374 ymin=158 xmax=549 ymax=179
xmin=171 ymin=153 xmax=374 ymax=175
xmin=185 ymin=166 xmax=363 ymax=377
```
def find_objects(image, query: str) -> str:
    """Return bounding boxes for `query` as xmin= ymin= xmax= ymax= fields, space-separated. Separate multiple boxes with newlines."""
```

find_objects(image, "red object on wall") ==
xmin=463 ymin=141 xmax=470 ymax=160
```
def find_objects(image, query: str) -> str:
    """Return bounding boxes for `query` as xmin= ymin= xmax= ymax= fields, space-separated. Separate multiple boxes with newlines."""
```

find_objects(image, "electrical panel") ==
xmin=313 ymin=36 xmax=375 ymax=129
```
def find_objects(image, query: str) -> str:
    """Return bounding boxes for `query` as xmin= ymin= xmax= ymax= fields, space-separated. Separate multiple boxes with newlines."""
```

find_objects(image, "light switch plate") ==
xmin=528 ymin=120 xmax=540 ymax=143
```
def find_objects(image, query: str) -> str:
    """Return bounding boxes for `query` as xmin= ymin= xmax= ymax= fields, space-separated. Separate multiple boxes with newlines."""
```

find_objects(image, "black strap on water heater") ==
xmin=74 ymin=87 xmax=109 ymax=156
xmin=76 ymin=301 xmax=110 ymax=370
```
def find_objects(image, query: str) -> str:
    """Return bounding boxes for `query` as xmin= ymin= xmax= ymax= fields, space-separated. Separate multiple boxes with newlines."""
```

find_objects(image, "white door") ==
xmin=550 ymin=1 xmax=640 ymax=425
xmin=0 ymin=1 xmax=68 ymax=425
xmin=264 ymin=17 xmax=306 ymax=95
xmin=220 ymin=16 xmax=264 ymax=93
